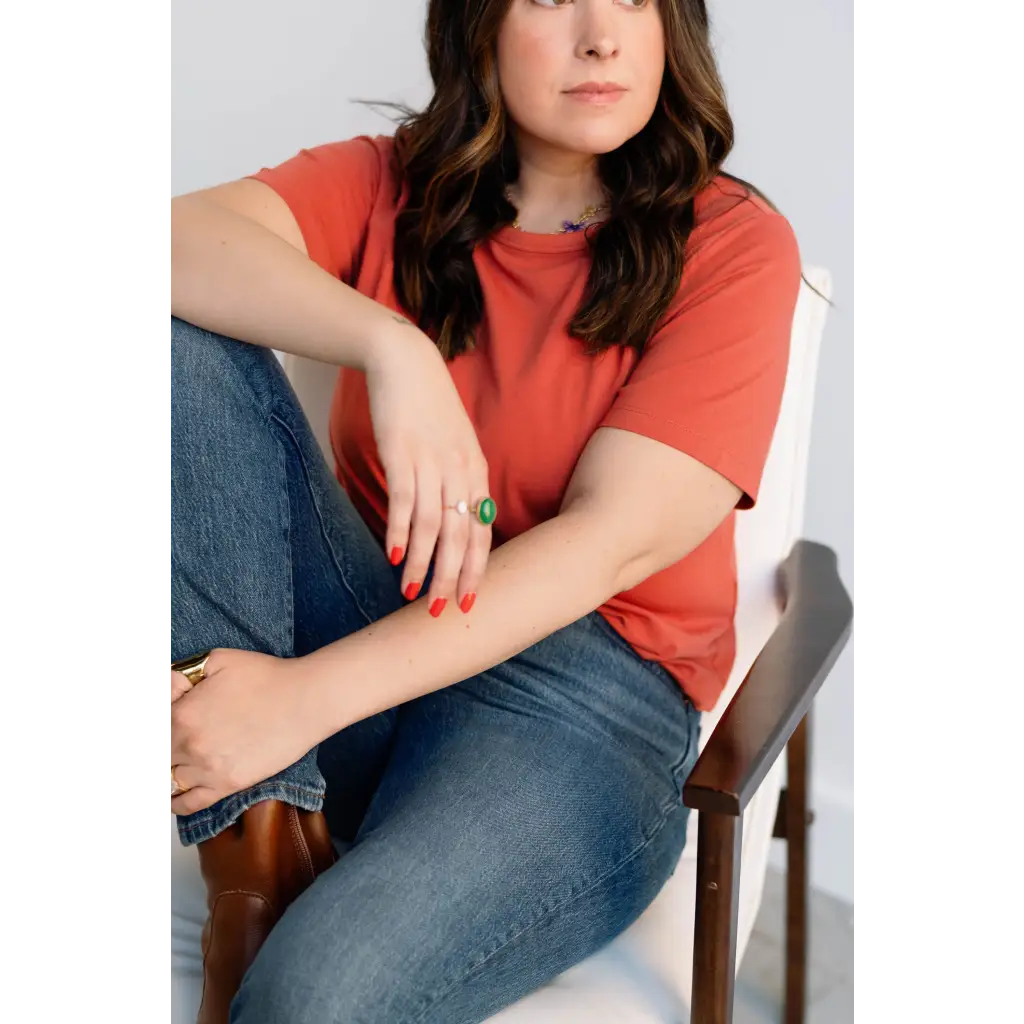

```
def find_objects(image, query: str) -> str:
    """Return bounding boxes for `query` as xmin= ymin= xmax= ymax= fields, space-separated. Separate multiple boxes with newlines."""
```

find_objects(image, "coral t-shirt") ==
xmin=251 ymin=135 xmax=802 ymax=711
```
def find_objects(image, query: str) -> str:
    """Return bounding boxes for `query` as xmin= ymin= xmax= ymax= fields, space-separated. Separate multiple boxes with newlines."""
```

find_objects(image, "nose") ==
xmin=574 ymin=1 xmax=620 ymax=60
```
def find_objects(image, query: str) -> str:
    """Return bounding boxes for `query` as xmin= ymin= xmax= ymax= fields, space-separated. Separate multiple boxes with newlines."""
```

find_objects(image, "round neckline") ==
xmin=490 ymin=221 xmax=602 ymax=253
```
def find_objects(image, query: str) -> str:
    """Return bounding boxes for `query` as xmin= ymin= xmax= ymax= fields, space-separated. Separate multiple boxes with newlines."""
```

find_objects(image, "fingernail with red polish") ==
xmin=404 ymin=582 xmax=421 ymax=601
xmin=460 ymin=593 xmax=476 ymax=614
xmin=389 ymin=546 xmax=404 ymax=566
xmin=429 ymin=598 xmax=447 ymax=618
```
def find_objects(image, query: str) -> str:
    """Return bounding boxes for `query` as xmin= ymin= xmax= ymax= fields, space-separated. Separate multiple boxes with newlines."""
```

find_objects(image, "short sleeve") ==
xmin=600 ymin=209 xmax=802 ymax=510
xmin=248 ymin=136 xmax=385 ymax=284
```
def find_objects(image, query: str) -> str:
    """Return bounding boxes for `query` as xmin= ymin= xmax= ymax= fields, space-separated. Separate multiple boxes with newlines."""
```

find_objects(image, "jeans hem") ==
xmin=175 ymin=781 xmax=326 ymax=846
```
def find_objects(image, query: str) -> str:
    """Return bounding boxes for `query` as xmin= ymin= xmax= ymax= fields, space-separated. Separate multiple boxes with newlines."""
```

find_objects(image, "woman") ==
xmin=170 ymin=1 xmax=802 ymax=1021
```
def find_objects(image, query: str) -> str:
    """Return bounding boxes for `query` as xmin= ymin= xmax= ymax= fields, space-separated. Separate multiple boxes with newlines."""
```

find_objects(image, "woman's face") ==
xmin=496 ymin=0 xmax=666 ymax=157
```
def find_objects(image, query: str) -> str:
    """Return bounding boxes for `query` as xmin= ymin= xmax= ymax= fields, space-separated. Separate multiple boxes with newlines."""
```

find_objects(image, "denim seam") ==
xmin=402 ymin=801 xmax=681 ymax=1024
xmin=273 ymin=421 xmax=296 ymax=657
xmin=269 ymin=407 xmax=377 ymax=631
xmin=668 ymin=714 xmax=701 ymax=781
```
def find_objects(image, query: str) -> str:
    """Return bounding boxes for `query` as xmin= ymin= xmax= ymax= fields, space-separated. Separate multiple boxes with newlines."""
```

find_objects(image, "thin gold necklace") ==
xmin=506 ymin=188 xmax=608 ymax=234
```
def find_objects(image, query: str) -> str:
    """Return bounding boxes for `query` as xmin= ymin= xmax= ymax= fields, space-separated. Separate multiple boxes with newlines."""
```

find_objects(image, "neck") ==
xmin=508 ymin=128 xmax=606 ymax=232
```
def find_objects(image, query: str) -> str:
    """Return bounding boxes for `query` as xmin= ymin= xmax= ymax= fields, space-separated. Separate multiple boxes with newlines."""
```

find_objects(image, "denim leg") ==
xmin=230 ymin=612 xmax=701 ymax=1024
xmin=171 ymin=317 xmax=403 ymax=846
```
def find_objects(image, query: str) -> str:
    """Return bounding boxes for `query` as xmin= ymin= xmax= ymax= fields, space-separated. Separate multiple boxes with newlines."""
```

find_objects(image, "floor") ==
xmin=733 ymin=869 xmax=854 ymax=1024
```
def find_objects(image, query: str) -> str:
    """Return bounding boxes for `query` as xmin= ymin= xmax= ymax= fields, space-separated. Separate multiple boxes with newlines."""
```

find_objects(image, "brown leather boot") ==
xmin=196 ymin=799 xmax=337 ymax=1024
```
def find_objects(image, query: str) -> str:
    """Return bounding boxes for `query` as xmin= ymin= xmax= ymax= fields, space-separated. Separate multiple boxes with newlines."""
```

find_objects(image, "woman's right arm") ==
xmin=172 ymin=178 xmax=409 ymax=369
xmin=171 ymin=179 xmax=493 ymax=614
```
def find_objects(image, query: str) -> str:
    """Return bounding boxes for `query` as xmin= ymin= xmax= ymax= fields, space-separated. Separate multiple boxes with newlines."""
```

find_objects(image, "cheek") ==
xmin=497 ymin=28 xmax=557 ymax=120
xmin=646 ymin=17 xmax=666 ymax=71
xmin=636 ymin=28 xmax=666 ymax=108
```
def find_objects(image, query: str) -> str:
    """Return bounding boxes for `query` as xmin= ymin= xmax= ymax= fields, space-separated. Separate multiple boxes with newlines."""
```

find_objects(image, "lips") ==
xmin=566 ymin=82 xmax=627 ymax=95
xmin=564 ymin=83 xmax=627 ymax=106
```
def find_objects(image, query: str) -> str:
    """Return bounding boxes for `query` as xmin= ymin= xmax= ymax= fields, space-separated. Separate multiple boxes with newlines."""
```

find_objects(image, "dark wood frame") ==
xmin=684 ymin=540 xmax=853 ymax=1024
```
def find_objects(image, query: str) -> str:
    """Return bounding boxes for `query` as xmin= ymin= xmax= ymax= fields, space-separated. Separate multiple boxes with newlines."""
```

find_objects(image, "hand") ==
xmin=170 ymin=649 xmax=317 ymax=815
xmin=365 ymin=317 xmax=493 ymax=615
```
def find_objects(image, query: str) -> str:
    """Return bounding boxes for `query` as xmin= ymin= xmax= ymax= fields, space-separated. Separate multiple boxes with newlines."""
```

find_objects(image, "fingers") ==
xmin=457 ymin=512 xmax=491 ymax=612
xmin=171 ymin=697 xmax=199 ymax=767
xmin=170 ymin=764 xmax=214 ymax=815
xmin=171 ymin=762 xmax=201 ymax=795
xmin=171 ymin=650 xmax=220 ymax=705
xmin=171 ymin=784 xmax=218 ymax=816
xmin=427 ymin=474 xmax=472 ymax=615
xmin=383 ymin=442 xmax=491 ymax=618
xmin=171 ymin=670 xmax=192 ymax=703
xmin=384 ymin=454 xmax=415 ymax=569
xmin=401 ymin=466 xmax=442 ymax=601
xmin=454 ymin=456 xmax=492 ymax=613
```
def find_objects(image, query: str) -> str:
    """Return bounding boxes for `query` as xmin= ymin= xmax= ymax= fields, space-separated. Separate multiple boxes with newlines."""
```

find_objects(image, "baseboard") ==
xmin=769 ymin=785 xmax=853 ymax=905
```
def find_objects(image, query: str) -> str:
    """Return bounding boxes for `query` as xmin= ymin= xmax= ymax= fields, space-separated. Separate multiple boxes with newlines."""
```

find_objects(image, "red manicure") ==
xmin=404 ymin=582 xmax=421 ymax=601
xmin=460 ymin=593 xmax=476 ymax=614
xmin=389 ymin=546 xmax=404 ymax=566
xmin=429 ymin=598 xmax=447 ymax=618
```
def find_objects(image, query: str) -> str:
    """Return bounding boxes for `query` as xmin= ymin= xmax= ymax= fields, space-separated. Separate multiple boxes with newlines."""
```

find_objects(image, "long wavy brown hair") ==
xmin=389 ymin=0 xmax=772 ymax=361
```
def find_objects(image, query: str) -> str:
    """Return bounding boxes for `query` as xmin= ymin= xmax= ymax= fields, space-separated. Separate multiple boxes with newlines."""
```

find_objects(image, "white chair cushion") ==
xmin=171 ymin=266 xmax=832 ymax=1024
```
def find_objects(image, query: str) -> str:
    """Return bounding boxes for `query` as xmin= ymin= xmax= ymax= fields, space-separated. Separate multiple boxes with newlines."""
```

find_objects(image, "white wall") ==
xmin=172 ymin=0 xmax=433 ymax=195
xmin=173 ymin=0 xmax=853 ymax=902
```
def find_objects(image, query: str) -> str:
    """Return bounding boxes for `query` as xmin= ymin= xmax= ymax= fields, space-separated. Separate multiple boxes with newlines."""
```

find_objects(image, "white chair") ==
xmin=172 ymin=265 xmax=850 ymax=1024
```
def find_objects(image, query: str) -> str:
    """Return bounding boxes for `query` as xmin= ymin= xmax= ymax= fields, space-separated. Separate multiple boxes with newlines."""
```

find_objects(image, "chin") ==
xmin=538 ymin=122 xmax=646 ymax=157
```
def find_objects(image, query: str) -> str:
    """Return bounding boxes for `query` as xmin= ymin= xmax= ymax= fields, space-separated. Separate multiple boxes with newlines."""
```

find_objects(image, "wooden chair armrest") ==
xmin=682 ymin=539 xmax=853 ymax=816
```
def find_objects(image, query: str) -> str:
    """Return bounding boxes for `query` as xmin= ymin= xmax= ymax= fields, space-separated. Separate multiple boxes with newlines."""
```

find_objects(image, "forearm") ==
xmin=299 ymin=505 xmax=629 ymax=738
xmin=170 ymin=193 xmax=406 ymax=368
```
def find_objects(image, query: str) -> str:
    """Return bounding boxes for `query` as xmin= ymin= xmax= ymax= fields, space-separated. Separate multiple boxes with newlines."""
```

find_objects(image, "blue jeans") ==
xmin=171 ymin=317 xmax=702 ymax=1024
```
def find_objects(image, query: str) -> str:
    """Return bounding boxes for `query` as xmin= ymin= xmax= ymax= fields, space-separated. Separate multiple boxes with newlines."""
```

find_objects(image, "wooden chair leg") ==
xmin=691 ymin=811 xmax=743 ymax=1024
xmin=784 ymin=712 xmax=811 ymax=1024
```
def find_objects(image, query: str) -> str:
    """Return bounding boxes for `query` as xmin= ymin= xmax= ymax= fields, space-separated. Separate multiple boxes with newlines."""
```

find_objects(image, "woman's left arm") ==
xmin=303 ymin=425 xmax=741 ymax=735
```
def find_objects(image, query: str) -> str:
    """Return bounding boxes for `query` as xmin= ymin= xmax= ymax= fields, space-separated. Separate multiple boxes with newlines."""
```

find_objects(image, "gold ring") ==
xmin=171 ymin=765 xmax=187 ymax=797
xmin=171 ymin=650 xmax=212 ymax=689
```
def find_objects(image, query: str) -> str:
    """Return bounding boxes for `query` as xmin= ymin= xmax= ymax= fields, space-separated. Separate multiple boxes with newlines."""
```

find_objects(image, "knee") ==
xmin=172 ymin=317 xmax=242 ymax=399
xmin=172 ymin=318 xmax=292 ymax=459
xmin=171 ymin=316 xmax=284 ymax=410
xmin=172 ymin=317 xmax=232 ymax=424
xmin=172 ymin=316 xmax=219 ymax=376
xmin=171 ymin=318 xmax=277 ymax=518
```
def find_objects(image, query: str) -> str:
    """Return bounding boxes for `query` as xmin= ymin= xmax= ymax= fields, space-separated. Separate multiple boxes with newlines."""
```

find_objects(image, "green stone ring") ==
xmin=472 ymin=497 xmax=497 ymax=525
